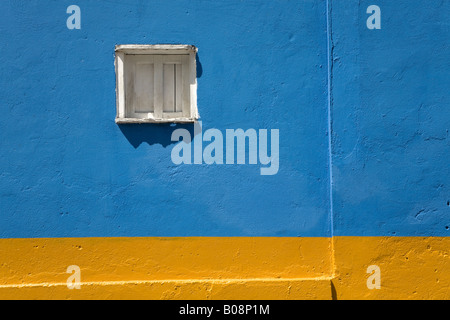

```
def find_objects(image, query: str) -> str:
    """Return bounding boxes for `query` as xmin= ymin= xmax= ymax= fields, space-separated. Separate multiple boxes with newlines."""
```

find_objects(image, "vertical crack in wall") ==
xmin=326 ymin=0 xmax=337 ymax=280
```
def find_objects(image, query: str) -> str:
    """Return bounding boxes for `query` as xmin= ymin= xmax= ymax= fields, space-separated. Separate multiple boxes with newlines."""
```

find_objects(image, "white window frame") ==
xmin=115 ymin=44 xmax=199 ymax=124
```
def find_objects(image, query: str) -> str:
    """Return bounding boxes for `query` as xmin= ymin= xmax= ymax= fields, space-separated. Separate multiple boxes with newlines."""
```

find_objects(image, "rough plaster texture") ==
xmin=0 ymin=0 xmax=331 ymax=238
xmin=0 ymin=0 xmax=449 ymax=300
xmin=331 ymin=0 xmax=450 ymax=236
xmin=2 ymin=1 xmax=447 ymax=239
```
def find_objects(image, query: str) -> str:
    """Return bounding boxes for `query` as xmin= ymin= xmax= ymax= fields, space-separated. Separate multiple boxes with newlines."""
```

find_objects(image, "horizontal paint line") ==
xmin=1 ymin=235 xmax=449 ymax=240
xmin=0 ymin=277 xmax=333 ymax=289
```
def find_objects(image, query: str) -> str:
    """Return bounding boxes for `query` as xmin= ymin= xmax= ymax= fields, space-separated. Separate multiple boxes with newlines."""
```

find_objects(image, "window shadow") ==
xmin=118 ymin=123 xmax=199 ymax=149
xmin=196 ymin=52 xmax=203 ymax=78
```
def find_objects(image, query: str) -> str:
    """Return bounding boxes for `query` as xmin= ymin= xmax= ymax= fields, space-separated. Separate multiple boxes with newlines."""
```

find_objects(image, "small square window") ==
xmin=115 ymin=45 xmax=199 ymax=123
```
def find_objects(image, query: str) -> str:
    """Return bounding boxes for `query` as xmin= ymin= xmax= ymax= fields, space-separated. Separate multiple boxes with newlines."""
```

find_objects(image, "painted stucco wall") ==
xmin=0 ymin=0 xmax=331 ymax=238
xmin=0 ymin=0 xmax=448 ymax=300
xmin=331 ymin=0 xmax=450 ymax=237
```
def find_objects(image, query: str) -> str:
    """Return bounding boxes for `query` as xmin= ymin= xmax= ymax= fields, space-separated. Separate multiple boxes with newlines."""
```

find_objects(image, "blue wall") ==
xmin=0 ymin=0 xmax=448 ymax=239
xmin=0 ymin=0 xmax=331 ymax=238
xmin=331 ymin=0 xmax=450 ymax=236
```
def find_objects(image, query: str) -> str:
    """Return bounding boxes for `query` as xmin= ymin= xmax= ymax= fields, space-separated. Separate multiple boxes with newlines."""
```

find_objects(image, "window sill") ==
xmin=115 ymin=117 xmax=198 ymax=124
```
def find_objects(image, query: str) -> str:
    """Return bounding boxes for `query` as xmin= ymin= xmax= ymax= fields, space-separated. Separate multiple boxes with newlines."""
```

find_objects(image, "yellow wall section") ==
xmin=333 ymin=237 xmax=450 ymax=300
xmin=0 ymin=237 xmax=449 ymax=299
xmin=0 ymin=237 xmax=332 ymax=300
